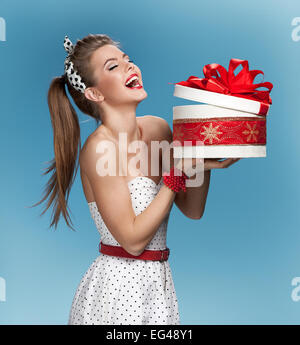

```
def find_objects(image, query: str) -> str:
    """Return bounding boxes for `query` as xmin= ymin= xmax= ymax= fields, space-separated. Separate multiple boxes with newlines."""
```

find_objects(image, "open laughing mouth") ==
xmin=125 ymin=74 xmax=143 ymax=89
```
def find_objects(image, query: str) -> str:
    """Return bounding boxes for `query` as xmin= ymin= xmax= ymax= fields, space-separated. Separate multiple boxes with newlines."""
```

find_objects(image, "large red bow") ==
xmin=176 ymin=58 xmax=273 ymax=105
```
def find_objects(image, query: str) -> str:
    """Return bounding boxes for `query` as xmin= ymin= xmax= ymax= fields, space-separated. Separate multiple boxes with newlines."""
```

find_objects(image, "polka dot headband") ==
xmin=63 ymin=35 xmax=87 ymax=93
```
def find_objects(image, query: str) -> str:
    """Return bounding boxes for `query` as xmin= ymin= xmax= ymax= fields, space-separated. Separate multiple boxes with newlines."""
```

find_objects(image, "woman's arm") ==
xmin=174 ymin=170 xmax=211 ymax=219
xmin=158 ymin=117 xmax=240 ymax=220
xmin=158 ymin=117 xmax=211 ymax=219
xmin=132 ymin=184 xmax=176 ymax=253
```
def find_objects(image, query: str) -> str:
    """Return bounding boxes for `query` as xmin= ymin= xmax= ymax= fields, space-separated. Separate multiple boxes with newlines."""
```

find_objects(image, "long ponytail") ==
xmin=31 ymin=75 xmax=81 ymax=231
xmin=30 ymin=34 xmax=120 ymax=231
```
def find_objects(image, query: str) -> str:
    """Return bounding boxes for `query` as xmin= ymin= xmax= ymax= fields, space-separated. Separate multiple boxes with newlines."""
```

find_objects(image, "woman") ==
xmin=34 ymin=33 xmax=240 ymax=325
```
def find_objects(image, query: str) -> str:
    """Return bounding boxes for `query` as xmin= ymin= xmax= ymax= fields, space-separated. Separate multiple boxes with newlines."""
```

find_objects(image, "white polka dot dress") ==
xmin=68 ymin=176 xmax=180 ymax=325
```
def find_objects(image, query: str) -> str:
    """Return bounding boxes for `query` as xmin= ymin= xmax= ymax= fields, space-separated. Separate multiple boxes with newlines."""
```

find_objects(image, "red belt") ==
xmin=99 ymin=241 xmax=170 ymax=262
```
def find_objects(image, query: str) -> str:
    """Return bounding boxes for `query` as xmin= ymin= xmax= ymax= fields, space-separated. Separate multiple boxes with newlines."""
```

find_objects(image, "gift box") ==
xmin=171 ymin=58 xmax=273 ymax=158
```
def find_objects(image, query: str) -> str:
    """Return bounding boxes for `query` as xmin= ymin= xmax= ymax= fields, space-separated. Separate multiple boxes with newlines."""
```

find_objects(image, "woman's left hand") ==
xmin=203 ymin=158 xmax=242 ymax=171
xmin=174 ymin=157 xmax=242 ymax=177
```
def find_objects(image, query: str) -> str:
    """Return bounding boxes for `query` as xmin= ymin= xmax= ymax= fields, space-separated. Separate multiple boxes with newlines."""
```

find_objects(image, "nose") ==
xmin=125 ymin=60 xmax=134 ymax=73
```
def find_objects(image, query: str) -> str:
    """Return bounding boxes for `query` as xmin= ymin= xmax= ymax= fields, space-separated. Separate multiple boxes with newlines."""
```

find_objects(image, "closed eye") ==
xmin=109 ymin=60 xmax=134 ymax=71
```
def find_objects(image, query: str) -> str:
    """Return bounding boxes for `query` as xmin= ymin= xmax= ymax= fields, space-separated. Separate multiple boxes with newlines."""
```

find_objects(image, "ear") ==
xmin=84 ymin=87 xmax=104 ymax=103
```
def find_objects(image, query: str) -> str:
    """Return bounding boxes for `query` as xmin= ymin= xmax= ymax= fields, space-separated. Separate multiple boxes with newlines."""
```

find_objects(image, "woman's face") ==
xmin=88 ymin=44 xmax=148 ymax=106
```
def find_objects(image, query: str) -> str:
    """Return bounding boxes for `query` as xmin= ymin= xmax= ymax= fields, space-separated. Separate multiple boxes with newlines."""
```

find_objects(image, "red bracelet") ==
xmin=162 ymin=166 xmax=189 ymax=193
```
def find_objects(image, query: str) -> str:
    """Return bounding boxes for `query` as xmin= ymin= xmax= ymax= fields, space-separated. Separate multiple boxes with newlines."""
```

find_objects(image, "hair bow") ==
xmin=63 ymin=35 xmax=86 ymax=93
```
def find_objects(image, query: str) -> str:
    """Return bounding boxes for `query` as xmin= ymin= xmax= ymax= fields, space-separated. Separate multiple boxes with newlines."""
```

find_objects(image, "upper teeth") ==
xmin=126 ymin=75 xmax=139 ymax=86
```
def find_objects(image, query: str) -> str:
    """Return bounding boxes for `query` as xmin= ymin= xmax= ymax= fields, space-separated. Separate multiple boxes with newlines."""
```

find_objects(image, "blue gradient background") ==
xmin=1 ymin=0 xmax=300 ymax=325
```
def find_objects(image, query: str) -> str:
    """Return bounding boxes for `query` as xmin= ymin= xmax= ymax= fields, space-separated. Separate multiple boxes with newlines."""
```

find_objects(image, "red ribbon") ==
xmin=175 ymin=58 xmax=273 ymax=108
xmin=173 ymin=118 xmax=266 ymax=146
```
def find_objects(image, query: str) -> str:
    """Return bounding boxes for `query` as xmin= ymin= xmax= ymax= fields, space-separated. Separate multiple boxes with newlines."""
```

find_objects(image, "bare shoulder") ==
xmin=79 ymin=115 xmax=173 ymax=171
xmin=142 ymin=115 xmax=173 ymax=142
xmin=79 ymin=128 xmax=109 ymax=174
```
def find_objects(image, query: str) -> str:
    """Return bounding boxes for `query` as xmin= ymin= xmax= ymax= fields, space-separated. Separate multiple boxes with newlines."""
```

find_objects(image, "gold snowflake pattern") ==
xmin=200 ymin=123 xmax=222 ymax=144
xmin=242 ymin=123 xmax=259 ymax=142
xmin=173 ymin=124 xmax=185 ymax=142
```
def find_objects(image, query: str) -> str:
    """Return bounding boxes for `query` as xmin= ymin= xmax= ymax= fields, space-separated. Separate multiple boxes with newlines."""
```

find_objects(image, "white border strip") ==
xmin=173 ymin=145 xmax=266 ymax=158
xmin=173 ymin=104 xmax=264 ymax=120
xmin=173 ymin=84 xmax=269 ymax=115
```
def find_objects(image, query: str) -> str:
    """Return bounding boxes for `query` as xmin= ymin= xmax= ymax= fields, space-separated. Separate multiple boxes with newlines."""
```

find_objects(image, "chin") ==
xmin=134 ymin=89 xmax=148 ymax=102
xmin=141 ymin=89 xmax=148 ymax=99
xmin=139 ymin=93 xmax=148 ymax=103
xmin=123 ymin=87 xmax=148 ymax=103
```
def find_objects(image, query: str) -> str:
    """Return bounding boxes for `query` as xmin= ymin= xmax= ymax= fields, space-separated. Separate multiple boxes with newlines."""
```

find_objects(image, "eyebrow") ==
xmin=104 ymin=53 xmax=128 ymax=67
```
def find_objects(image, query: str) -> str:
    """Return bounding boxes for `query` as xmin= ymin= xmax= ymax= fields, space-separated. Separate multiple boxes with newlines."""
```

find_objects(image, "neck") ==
xmin=98 ymin=105 xmax=142 ymax=143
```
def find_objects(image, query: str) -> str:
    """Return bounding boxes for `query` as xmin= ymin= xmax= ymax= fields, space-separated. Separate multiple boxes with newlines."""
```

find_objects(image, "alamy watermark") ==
xmin=0 ymin=17 xmax=6 ymax=41
xmin=291 ymin=277 xmax=300 ymax=302
xmin=291 ymin=17 xmax=300 ymax=41
xmin=94 ymin=133 xmax=206 ymax=188
xmin=0 ymin=276 xmax=6 ymax=302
